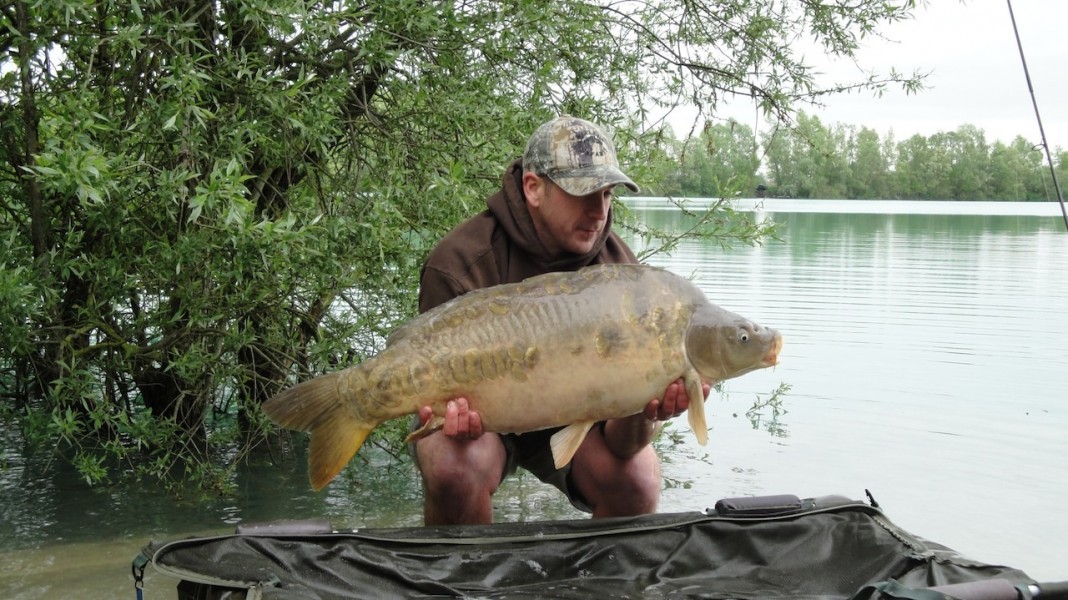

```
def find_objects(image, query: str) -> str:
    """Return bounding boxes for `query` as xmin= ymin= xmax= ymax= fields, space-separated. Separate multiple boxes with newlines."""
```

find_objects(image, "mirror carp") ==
xmin=263 ymin=263 xmax=783 ymax=490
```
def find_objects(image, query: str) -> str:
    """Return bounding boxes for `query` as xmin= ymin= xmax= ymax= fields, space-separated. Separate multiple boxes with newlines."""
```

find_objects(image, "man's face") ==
xmin=523 ymin=173 xmax=613 ymax=258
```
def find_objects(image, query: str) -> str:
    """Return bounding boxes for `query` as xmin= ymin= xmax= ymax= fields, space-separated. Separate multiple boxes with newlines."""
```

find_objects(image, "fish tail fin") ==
xmin=262 ymin=372 xmax=378 ymax=491
xmin=308 ymin=420 xmax=373 ymax=491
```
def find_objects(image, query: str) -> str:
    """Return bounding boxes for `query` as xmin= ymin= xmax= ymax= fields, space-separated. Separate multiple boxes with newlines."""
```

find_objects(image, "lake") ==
xmin=636 ymin=198 xmax=1068 ymax=582
xmin=2 ymin=199 xmax=1066 ymax=598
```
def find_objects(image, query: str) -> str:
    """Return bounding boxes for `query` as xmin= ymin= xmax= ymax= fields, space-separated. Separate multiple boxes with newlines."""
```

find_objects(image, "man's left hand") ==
xmin=601 ymin=378 xmax=712 ymax=459
xmin=642 ymin=379 xmax=710 ymax=422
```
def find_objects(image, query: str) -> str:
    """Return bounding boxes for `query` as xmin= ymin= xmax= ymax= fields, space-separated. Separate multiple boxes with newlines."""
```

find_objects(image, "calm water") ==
xmin=2 ymin=200 xmax=1066 ymax=598
xmin=638 ymin=198 xmax=1068 ymax=582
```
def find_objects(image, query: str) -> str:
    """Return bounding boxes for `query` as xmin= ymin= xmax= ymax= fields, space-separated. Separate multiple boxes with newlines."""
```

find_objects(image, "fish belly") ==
xmin=471 ymin=349 xmax=686 ymax=433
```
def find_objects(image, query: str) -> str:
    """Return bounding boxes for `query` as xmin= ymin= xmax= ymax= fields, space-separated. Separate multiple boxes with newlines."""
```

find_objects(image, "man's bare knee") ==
xmin=571 ymin=433 xmax=662 ymax=518
xmin=415 ymin=432 xmax=506 ymax=525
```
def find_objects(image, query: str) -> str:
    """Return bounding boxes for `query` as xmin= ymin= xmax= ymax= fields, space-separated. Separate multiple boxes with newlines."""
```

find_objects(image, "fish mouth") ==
xmin=762 ymin=335 xmax=784 ymax=366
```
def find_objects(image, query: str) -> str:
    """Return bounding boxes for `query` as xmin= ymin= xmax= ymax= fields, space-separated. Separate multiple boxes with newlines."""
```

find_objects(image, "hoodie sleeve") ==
xmin=418 ymin=210 xmax=502 ymax=313
xmin=418 ymin=263 xmax=468 ymax=314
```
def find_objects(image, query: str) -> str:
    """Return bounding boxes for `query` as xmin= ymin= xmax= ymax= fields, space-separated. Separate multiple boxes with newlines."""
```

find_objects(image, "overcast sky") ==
xmin=710 ymin=0 xmax=1068 ymax=150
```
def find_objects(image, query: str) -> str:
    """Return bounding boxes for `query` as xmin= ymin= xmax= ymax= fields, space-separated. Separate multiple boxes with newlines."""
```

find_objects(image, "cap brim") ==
xmin=550 ymin=165 xmax=640 ymax=196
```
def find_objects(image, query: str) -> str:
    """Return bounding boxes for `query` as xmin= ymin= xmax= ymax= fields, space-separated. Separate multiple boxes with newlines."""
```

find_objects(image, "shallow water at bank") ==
xmin=0 ymin=437 xmax=585 ymax=598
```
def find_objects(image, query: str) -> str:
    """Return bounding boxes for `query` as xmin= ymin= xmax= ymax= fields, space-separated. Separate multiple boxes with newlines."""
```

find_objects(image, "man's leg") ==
xmin=414 ymin=431 xmax=508 ymax=525
xmin=569 ymin=426 xmax=661 ymax=518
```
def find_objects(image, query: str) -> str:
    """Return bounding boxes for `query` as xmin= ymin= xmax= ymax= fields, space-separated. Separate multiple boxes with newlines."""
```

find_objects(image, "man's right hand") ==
xmin=420 ymin=397 xmax=484 ymax=441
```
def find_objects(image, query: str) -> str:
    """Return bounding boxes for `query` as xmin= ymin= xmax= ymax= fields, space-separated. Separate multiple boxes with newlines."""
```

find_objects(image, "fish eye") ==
xmin=739 ymin=330 xmax=749 ymax=343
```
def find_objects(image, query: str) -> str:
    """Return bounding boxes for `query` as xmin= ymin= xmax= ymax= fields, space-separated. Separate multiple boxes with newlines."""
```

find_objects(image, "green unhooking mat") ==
xmin=133 ymin=494 xmax=1067 ymax=600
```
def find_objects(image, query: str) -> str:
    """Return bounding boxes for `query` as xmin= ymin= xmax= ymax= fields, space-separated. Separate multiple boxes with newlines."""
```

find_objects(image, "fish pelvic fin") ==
xmin=684 ymin=370 xmax=709 ymax=446
xmin=262 ymin=372 xmax=378 ymax=491
xmin=550 ymin=421 xmax=597 ymax=469
xmin=404 ymin=414 xmax=445 ymax=444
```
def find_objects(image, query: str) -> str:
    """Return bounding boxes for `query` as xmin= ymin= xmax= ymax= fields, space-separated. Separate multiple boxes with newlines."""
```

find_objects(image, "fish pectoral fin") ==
xmin=309 ymin=419 xmax=375 ymax=491
xmin=403 ymin=415 xmax=446 ymax=443
xmin=684 ymin=370 xmax=709 ymax=446
xmin=550 ymin=421 xmax=597 ymax=469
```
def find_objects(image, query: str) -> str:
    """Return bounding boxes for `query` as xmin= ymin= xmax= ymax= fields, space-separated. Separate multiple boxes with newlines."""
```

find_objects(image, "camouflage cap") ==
xmin=522 ymin=116 xmax=640 ymax=196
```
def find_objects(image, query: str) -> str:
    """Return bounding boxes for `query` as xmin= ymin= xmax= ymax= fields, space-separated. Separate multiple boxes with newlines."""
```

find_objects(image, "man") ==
xmin=413 ymin=116 xmax=706 ymax=525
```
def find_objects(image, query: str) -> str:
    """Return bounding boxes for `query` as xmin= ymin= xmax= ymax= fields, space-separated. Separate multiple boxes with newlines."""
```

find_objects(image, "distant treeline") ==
xmin=643 ymin=112 xmax=1066 ymax=201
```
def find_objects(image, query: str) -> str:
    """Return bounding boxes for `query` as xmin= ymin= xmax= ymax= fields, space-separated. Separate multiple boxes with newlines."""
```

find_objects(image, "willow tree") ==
xmin=0 ymin=0 xmax=922 ymax=487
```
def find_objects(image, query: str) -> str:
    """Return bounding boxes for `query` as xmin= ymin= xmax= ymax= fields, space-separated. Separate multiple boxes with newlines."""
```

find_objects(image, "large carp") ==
xmin=263 ymin=263 xmax=783 ymax=490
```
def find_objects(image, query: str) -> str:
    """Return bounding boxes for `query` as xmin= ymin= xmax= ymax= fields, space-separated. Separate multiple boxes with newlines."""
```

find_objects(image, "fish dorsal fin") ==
xmin=550 ymin=421 xmax=597 ymax=469
xmin=385 ymin=322 xmax=415 ymax=346
xmin=386 ymin=285 xmax=500 ymax=347
xmin=684 ymin=370 xmax=709 ymax=446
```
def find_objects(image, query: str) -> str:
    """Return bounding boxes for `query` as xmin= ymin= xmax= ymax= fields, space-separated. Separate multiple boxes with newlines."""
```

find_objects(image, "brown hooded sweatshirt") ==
xmin=419 ymin=158 xmax=637 ymax=313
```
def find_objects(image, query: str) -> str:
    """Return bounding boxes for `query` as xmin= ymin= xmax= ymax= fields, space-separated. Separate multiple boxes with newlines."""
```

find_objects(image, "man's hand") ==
xmin=604 ymin=378 xmax=711 ymax=458
xmin=642 ymin=379 xmax=710 ymax=421
xmin=420 ymin=397 xmax=484 ymax=441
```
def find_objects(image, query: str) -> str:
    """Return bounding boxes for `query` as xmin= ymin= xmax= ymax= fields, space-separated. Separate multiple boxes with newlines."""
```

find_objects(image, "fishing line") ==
xmin=1006 ymin=0 xmax=1068 ymax=232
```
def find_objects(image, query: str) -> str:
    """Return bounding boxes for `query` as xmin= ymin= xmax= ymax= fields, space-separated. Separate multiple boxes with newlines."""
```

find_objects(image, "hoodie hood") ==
xmin=486 ymin=158 xmax=616 ymax=271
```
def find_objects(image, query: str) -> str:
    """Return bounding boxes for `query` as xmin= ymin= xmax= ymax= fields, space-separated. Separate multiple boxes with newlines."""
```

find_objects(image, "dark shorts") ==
xmin=409 ymin=417 xmax=593 ymax=513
